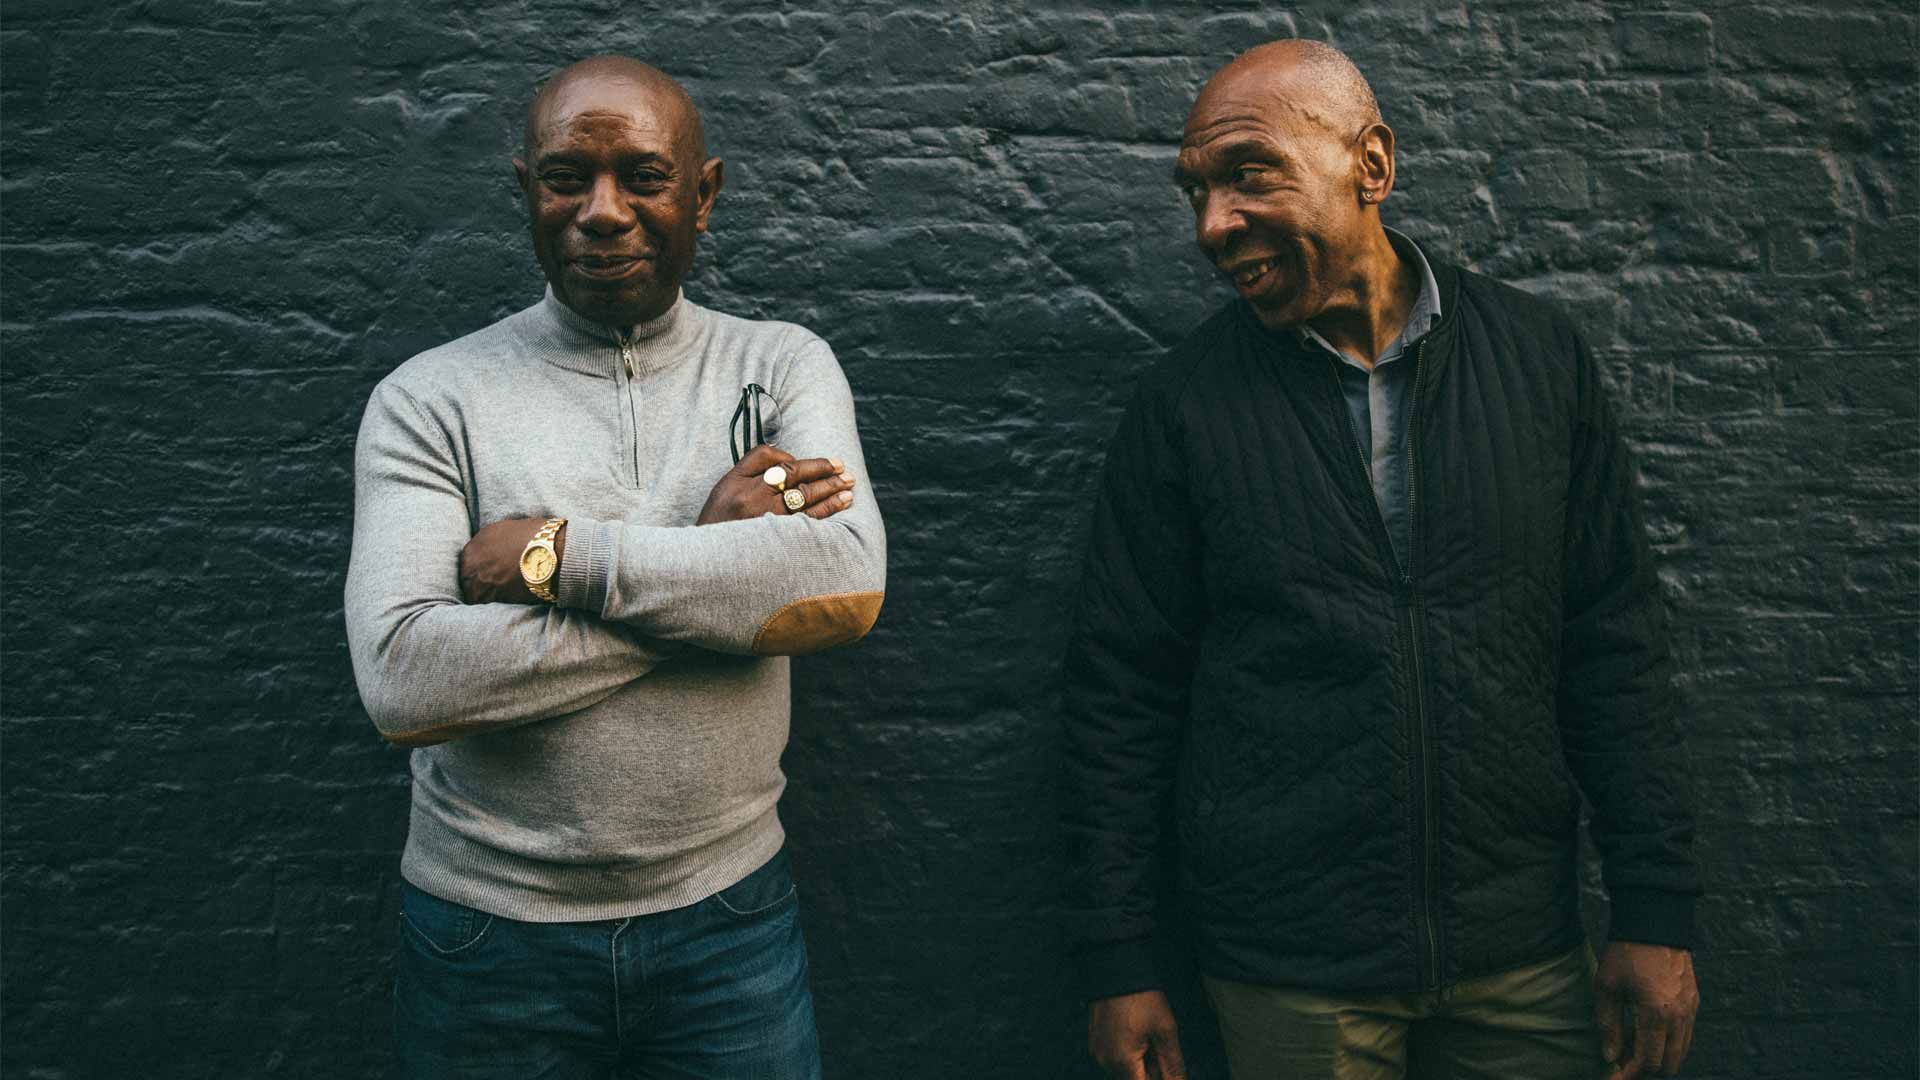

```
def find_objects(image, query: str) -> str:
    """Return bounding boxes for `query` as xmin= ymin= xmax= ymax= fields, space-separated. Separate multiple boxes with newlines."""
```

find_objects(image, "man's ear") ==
xmin=1355 ymin=122 xmax=1396 ymax=205
xmin=694 ymin=157 xmax=725 ymax=232
xmin=512 ymin=155 xmax=531 ymax=202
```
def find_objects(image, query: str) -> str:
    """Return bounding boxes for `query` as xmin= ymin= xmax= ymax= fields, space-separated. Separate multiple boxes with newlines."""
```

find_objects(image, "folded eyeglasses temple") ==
xmin=730 ymin=383 xmax=769 ymax=464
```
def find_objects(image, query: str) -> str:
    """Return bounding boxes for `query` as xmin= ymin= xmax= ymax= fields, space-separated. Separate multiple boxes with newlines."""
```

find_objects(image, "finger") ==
xmin=1152 ymin=1028 xmax=1189 ymax=1080
xmin=802 ymin=489 xmax=855 ymax=520
xmin=1623 ymin=1005 xmax=1665 ymax=1080
xmin=793 ymin=473 xmax=854 ymax=508
xmin=1094 ymin=1049 xmax=1149 ymax=1080
xmin=1661 ymin=1012 xmax=1693 ymax=1076
xmin=736 ymin=443 xmax=796 ymax=475
xmin=1595 ymin=986 xmax=1626 ymax=1068
xmin=778 ymin=456 xmax=845 ymax=485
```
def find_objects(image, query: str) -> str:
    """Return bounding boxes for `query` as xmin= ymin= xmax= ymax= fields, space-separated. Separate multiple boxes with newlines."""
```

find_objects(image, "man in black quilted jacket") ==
xmin=1063 ymin=39 xmax=1701 ymax=1080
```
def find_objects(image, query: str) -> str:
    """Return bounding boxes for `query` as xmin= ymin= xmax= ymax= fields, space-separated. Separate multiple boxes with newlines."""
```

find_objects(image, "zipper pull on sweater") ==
xmin=617 ymin=330 xmax=636 ymax=379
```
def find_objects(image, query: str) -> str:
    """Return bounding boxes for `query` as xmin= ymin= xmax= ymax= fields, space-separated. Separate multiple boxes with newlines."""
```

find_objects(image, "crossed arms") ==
xmin=342 ymin=340 xmax=886 ymax=748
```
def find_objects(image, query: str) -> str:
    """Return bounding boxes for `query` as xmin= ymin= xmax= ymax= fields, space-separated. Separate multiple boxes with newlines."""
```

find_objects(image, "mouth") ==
xmin=1222 ymin=255 xmax=1283 ymax=296
xmin=569 ymin=255 xmax=651 ymax=281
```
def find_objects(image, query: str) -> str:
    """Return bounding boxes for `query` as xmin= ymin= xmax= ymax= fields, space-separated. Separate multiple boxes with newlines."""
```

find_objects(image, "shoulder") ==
xmin=690 ymin=302 xmax=847 ymax=407
xmin=373 ymin=302 xmax=540 ymax=409
xmin=1449 ymin=265 xmax=1587 ymax=356
xmin=1134 ymin=302 xmax=1246 ymax=416
xmin=694 ymin=302 xmax=835 ymax=363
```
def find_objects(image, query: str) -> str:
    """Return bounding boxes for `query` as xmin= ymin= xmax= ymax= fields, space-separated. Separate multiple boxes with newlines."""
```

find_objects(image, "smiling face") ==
xmin=514 ymin=66 xmax=723 ymax=329
xmin=1175 ymin=50 xmax=1387 ymax=331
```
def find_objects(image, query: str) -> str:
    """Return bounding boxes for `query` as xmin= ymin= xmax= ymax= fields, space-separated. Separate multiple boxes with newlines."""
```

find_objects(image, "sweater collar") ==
xmin=531 ymin=286 xmax=701 ymax=378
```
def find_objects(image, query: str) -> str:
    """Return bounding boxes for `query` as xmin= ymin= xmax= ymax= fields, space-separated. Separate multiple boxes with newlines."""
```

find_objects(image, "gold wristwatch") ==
xmin=519 ymin=517 xmax=567 ymax=603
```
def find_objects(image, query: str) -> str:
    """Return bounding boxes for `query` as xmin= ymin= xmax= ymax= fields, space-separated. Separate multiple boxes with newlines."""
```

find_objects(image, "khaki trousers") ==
xmin=1204 ymin=946 xmax=1605 ymax=1080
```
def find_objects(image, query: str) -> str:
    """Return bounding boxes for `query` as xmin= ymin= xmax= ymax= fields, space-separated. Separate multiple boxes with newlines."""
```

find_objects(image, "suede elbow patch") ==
xmin=385 ymin=720 xmax=493 ymax=748
xmin=751 ymin=591 xmax=884 ymax=656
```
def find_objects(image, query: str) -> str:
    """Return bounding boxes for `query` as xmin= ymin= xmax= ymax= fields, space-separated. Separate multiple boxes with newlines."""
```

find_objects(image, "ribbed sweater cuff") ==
xmin=1077 ymin=937 xmax=1162 ymax=1003
xmin=1607 ymin=887 xmax=1698 ymax=950
xmin=555 ymin=516 xmax=615 ymax=614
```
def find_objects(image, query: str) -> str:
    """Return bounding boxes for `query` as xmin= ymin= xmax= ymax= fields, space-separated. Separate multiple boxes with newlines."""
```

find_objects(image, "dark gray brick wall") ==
xmin=2 ymin=3 xmax=1914 ymax=1077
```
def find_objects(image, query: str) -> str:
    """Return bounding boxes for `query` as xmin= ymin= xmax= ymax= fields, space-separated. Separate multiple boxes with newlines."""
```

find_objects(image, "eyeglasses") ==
xmin=730 ymin=383 xmax=772 ymax=464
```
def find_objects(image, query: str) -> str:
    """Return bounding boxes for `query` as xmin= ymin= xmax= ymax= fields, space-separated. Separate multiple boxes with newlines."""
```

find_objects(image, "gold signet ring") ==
xmin=762 ymin=465 xmax=788 ymax=491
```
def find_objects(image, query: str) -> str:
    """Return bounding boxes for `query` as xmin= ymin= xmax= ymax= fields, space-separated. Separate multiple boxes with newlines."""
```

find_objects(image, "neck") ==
xmin=548 ymin=287 xmax=684 ymax=343
xmin=1304 ymin=224 xmax=1417 ymax=368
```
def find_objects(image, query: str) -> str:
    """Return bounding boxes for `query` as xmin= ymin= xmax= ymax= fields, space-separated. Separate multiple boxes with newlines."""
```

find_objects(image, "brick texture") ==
xmin=2 ymin=3 xmax=1915 ymax=1077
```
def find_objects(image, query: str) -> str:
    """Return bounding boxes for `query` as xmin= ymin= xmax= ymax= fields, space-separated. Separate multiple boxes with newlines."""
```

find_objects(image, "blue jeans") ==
xmin=394 ymin=847 xmax=821 ymax=1079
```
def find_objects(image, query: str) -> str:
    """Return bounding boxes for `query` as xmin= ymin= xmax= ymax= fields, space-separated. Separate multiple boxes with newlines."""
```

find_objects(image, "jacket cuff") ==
xmin=1606 ymin=887 xmax=1697 ymax=950
xmin=554 ymin=516 xmax=615 ymax=614
xmin=1076 ymin=937 xmax=1162 ymax=1003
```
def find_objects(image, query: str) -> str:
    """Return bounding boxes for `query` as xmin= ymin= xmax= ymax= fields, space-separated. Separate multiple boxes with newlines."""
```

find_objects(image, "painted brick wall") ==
xmin=2 ymin=3 xmax=1914 ymax=1077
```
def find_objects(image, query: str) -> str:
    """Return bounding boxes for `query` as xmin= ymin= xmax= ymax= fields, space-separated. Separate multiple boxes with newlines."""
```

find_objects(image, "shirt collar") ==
xmin=1295 ymin=226 xmax=1443 ymax=363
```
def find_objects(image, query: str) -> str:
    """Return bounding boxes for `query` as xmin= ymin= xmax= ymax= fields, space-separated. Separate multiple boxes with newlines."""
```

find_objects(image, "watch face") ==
xmin=520 ymin=545 xmax=556 ymax=584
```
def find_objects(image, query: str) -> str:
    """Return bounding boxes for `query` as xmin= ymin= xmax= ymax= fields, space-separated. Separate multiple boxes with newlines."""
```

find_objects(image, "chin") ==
xmin=1248 ymin=292 xmax=1310 ymax=330
xmin=567 ymin=285 xmax=673 ymax=326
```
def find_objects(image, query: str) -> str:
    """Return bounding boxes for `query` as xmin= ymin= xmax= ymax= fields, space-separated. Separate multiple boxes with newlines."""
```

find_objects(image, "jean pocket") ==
xmin=709 ymin=850 xmax=797 ymax=919
xmin=399 ymin=882 xmax=495 ymax=956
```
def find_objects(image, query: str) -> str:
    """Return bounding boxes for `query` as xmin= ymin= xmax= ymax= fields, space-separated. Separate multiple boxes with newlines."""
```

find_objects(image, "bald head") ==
xmin=524 ymin=56 xmax=706 ymax=166
xmin=1189 ymin=39 xmax=1381 ymax=143
xmin=513 ymin=55 xmax=725 ymax=329
xmin=1176 ymin=40 xmax=1400 ymax=332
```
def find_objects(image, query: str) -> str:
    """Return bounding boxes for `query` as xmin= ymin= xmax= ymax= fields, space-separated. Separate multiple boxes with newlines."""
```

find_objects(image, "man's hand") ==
xmin=696 ymin=444 xmax=855 ymax=525
xmin=459 ymin=517 xmax=563 ymax=605
xmin=1089 ymin=990 xmax=1187 ymax=1080
xmin=1595 ymin=941 xmax=1700 ymax=1079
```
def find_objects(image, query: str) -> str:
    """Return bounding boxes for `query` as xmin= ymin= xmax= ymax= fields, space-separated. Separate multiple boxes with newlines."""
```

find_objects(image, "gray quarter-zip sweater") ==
xmin=345 ymin=288 xmax=886 ymax=921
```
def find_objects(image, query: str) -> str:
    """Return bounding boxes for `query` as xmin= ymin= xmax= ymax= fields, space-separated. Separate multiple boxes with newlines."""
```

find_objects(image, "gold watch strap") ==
xmin=526 ymin=517 xmax=566 ymax=603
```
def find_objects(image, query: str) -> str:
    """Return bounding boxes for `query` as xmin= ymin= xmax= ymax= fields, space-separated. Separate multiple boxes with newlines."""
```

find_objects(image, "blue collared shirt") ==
xmin=1296 ymin=228 xmax=1443 ymax=576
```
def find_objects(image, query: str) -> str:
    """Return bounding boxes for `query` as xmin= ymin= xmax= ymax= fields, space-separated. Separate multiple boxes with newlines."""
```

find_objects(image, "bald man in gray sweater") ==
xmin=344 ymin=57 xmax=883 ymax=1078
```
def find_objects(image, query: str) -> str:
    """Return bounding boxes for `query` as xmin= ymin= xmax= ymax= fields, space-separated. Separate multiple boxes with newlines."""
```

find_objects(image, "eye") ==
xmin=1231 ymin=164 xmax=1271 ymax=186
xmin=540 ymin=169 xmax=585 ymax=192
xmin=626 ymin=169 xmax=670 ymax=190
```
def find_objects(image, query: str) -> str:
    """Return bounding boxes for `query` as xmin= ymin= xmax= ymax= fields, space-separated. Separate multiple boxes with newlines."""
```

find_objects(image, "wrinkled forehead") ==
xmin=1177 ymin=66 xmax=1350 ymax=175
xmin=1184 ymin=64 xmax=1342 ymax=147
xmin=527 ymin=75 xmax=697 ymax=158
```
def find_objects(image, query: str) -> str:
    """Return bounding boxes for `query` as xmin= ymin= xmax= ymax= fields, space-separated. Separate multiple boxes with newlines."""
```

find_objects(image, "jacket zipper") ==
xmin=616 ymin=329 xmax=640 ymax=487
xmin=1323 ymin=340 xmax=1441 ymax=991
xmin=1404 ymin=340 xmax=1440 ymax=992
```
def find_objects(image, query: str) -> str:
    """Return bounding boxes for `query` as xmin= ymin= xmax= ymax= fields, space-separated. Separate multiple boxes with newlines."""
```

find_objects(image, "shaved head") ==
xmin=1190 ymin=39 xmax=1382 ymax=143
xmin=513 ymin=55 xmax=725 ymax=329
xmin=524 ymin=56 xmax=706 ymax=166
xmin=1177 ymin=39 xmax=1400 ymax=333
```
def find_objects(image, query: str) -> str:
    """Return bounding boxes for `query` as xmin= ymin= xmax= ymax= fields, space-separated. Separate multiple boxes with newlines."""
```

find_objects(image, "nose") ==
xmin=575 ymin=174 xmax=636 ymax=236
xmin=1194 ymin=190 xmax=1242 ymax=258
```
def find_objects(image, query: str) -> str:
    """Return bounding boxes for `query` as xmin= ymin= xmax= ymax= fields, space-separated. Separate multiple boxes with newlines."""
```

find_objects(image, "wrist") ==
xmin=553 ymin=516 xmax=613 ymax=612
xmin=1606 ymin=886 xmax=1697 ymax=950
xmin=518 ymin=517 xmax=567 ymax=603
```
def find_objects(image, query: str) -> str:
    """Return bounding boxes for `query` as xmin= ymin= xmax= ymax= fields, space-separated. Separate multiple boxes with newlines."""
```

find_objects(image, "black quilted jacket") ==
xmin=1061 ymin=261 xmax=1699 ymax=1000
